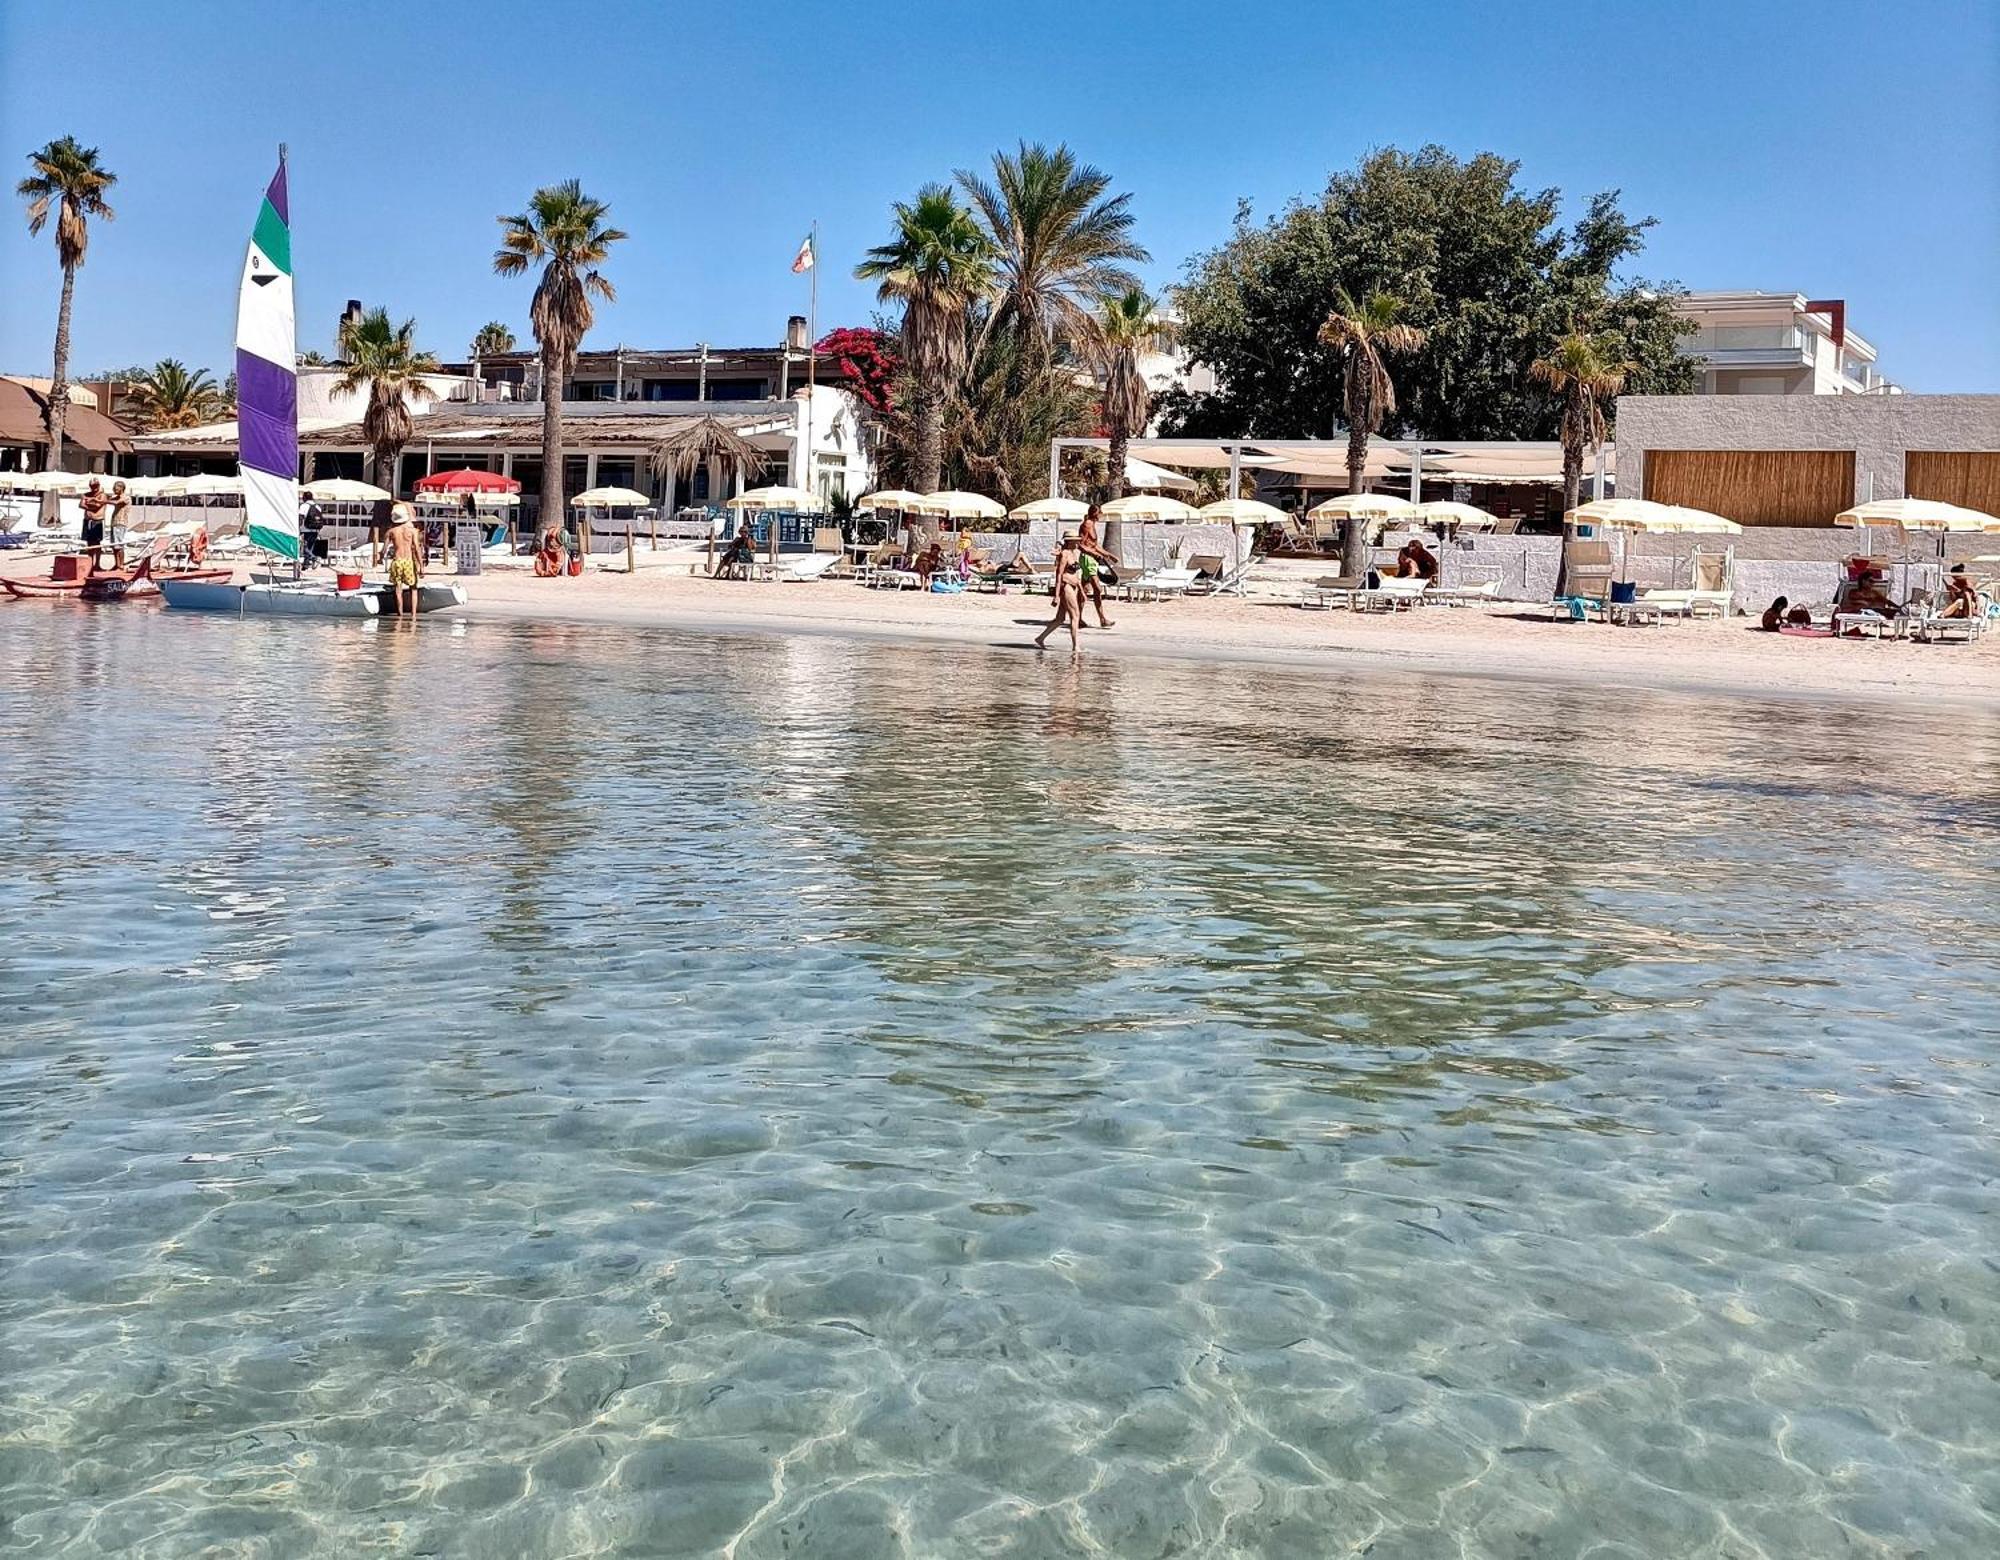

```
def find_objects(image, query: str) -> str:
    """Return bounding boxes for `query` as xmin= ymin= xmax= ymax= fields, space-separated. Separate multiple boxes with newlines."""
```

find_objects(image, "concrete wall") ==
xmin=1618 ymin=394 xmax=2000 ymax=508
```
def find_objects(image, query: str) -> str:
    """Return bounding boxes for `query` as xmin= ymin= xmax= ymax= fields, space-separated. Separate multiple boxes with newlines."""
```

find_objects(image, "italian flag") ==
xmin=790 ymin=235 xmax=814 ymax=273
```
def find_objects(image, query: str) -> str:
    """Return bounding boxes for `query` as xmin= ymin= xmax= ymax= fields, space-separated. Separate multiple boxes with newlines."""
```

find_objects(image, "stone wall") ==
xmin=1617 ymin=394 xmax=2000 ymax=506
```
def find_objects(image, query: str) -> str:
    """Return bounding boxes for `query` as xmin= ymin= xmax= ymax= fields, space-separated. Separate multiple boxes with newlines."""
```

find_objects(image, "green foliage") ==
xmin=1159 ymin=146 xmax=1697 ymax=441
xmin=118 ymin=359 xmax=227 ymax=430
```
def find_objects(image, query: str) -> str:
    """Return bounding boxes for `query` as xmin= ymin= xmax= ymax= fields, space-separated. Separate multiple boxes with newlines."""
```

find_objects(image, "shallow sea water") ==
xmin=2 ymin=605 xmax=1998 ymax=1558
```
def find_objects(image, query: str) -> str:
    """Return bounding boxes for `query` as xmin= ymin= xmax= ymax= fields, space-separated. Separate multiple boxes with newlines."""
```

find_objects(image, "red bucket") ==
xmin=336 ymin=571 xmax=363 ymax=591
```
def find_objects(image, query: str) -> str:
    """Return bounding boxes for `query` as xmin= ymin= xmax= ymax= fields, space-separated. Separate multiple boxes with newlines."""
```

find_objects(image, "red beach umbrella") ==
xmin=414 ymin=469 xmax=521 ymax=495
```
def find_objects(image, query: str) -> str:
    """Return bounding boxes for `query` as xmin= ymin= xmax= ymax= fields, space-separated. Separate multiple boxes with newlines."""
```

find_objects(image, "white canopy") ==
xmin=160 ymin=474 xmax=246 ymax=498
xmin=571 ymin=486 xmax=653 ymax=508
xmin=1123 ymin=456 xmax=1196 ymax=492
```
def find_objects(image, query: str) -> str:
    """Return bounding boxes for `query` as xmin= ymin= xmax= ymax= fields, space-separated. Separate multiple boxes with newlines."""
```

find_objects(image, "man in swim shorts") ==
xmin=384 ymin=502 xmax=424 ymax=618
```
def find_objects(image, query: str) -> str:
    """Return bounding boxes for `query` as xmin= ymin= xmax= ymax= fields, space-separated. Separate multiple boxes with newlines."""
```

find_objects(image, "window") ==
xmin=596 ymin=458 xmax=637 ymax=491
xmin=564 ymin=456 xmax=589 ymax=497
xmin=566 ymin=381 xmax=615 ymax=401
xmin=705 ymin=378 xmax=767 ymax=401
xmin=643 ymin=380 xmax=699 ymax=400
xmin=512 ymin=458 xmax=542 ymax=494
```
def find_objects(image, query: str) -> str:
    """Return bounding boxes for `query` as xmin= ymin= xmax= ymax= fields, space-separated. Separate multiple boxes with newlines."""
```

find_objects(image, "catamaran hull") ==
xmin=159 ymin=579 xmax=381 ymax=616
xmin=372 ymin=582 xmax=468 ymax=615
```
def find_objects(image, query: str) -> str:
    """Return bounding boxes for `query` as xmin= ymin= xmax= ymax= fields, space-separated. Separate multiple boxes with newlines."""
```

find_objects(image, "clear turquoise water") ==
xmin=2 ymin=606 xmax=1997 ymax=1558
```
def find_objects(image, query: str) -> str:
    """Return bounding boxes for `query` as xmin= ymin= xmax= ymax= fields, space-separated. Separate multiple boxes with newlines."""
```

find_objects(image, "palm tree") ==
xmin=333 ymin=307 xmax=441 ymax=491
xmin=855 ymin=184 xmax=996 ymax=495
xmin=493 ymin=181 xmax=625 ymax=537
xmin=1531 ymin=328 xmax=1631 ymax=516
xmin=1318 ymin=289 xmax=1427 ymax=576
xmin=119 ymin=360 xmax=226 ymax=431
xmin=1094 ymin=289 xmax=1172 ymax=500
xmin=472 ymin=321 xmax=515 ymax=357
xmin=16 ymin=136 xmax=116 ymax=470
xmin=956 ymin=142 xmax=1147 ymax=365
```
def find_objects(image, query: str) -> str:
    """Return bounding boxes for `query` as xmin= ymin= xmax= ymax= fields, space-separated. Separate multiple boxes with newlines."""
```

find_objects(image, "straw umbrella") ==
xmin=652 ymin=416 xmax=768 ymax=571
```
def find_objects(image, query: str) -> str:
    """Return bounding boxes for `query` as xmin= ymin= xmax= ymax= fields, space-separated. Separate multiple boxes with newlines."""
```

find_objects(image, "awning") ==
xmin=0 ymin=377 xmax=132 ymax=454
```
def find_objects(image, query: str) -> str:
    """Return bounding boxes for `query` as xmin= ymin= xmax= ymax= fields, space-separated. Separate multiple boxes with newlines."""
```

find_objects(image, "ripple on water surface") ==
xmin=1 ymin=608 xmax=1997 ymax=1557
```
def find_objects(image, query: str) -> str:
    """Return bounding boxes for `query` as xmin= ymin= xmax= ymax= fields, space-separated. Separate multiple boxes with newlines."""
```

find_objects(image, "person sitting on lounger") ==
xmin=534 ymin=527 xmax=568 ymax=577
xmin=1841 ymin=569 xmax=1899 ymax=620
xmin=912 ymin=541 xmax=945 ymax=585
xmin=1395 ymin=539 xmax=1440 ymax=581
xmin=1940 ymin=564 xmax=1981 ymax=619
xmin=713 ymin=527 xmax=756 ymax=579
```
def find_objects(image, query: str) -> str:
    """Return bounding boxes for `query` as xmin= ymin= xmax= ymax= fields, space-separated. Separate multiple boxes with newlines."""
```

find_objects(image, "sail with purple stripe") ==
xmin=236 ymin=152 xmax=298 ymax=559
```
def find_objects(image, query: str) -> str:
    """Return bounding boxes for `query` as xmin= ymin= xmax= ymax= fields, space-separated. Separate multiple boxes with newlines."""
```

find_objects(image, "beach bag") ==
xmin=930 ymin=577 xmax=966 ymax=594
xmin=566 ymin=558 xmax=584 ymax=577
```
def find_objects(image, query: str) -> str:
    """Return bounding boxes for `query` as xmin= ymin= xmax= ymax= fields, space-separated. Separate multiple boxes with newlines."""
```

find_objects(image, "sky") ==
xmin=3 ymin=0 xmax=1996 ymax=391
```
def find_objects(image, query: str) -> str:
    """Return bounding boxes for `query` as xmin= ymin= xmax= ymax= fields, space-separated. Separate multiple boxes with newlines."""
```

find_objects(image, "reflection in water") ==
xmin=2 ymin=606 xmax=1997 ymax=1558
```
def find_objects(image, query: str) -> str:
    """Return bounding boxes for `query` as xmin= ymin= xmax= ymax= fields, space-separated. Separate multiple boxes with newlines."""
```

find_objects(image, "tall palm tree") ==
xmin=471 ymin=321 xmax=516 ymax=358
xmin=855 ymin=184 xmax=996 ymax=495
xmin=1531 ymin=328 xmax=1631 ymax=516
xmin=956 ymin=142 xmax=1147 ymax=367
xmin=16 ymin=136 xmax=116 ymax=470
xmin=494 ymin=181 xmax=625 ymax=537
xmin=1318 ymin=289 xmax=1427 ymax=576
xmin=333 ymin=307 xmax=441 ymax=491
xmin=1094 ymin=289 xmax=1172 ymax=500
xmin=119 ymin=359 xmax=226 ymax=431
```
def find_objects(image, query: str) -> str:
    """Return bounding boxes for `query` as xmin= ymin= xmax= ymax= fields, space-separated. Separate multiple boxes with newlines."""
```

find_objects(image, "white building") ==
xmin=1672 ymin=291 xmax=1899 ymax=396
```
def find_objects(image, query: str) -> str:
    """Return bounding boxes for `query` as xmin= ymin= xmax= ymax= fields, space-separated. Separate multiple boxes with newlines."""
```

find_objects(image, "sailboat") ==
xmin=162 ymin=151 xmax=462 ymax=618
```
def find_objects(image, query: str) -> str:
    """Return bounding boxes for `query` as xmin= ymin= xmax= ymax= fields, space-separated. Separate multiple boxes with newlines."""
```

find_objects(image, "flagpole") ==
xmin=807 ymin=219 xmax=817 ymax=495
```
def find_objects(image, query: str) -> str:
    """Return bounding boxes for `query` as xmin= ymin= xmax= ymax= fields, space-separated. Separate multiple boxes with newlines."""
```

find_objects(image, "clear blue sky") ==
xmin=3 ymin=0 xmax=1995 ymax=391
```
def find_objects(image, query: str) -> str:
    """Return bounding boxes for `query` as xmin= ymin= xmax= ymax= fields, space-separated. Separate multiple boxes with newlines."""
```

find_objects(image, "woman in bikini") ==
xmin=1034 ymin=532 xmax=1087 ymax=652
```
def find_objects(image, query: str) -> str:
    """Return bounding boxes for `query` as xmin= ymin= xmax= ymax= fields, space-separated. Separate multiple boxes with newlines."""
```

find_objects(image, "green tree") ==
xmin=956 ymin=141 xmax=1146 ymax=366
xmin=1530 ymin=328 xmax=1633 ymax=516
xmin=494 ymin=181 xmax=626 ymax=535
xmin=855 ymin=184 xmax=996 ymax=495
xmin=16 ymin=136 xmax=117 ymax=469
xmin=1159 ymin=147 xmax=1695 ymax=443
xmin=472 ymin=321 xmax=515 ymax=357
xmin=1318 ymin=288 xmax=1426 ymax=574
xmin=333 ymin=307 xmax=441 ymax=491
xmin=1093 ymin=289 xmax=1172 ymax=501
xmin=119 ymin=359 xmax=226 ymax=431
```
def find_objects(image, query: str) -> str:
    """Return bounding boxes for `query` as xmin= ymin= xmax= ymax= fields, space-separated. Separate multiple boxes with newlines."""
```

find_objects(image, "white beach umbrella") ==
xmin=571 ymin=487 xmax=653 ymax=508
xmin=854 ymin=489 xmax=927 ymax=513
xmin=1123 ymin=455 xmax=1197 ymax=492
xmin=302 ymin=477 xmax=391 ymax=503
xmin=1833 ymin=498 xmax=2000 ymax=533
xmin=1307 ymin=492 xmax=1417 ymax=521
xmin=1009 ymin=497 xmax=1090 ymax=522
xmin=915 ymin=490 xmax=1007 ymax=521
xmin=725 ymin=485 xmax=824 ymax=511
xmin=1100 ymin=494 xmax=1201 ymax=571
xmin=160 ymin=474 xmax=246 ymax=498
xmin=1409 ymin=500 xmax=1501 ymax=531
xmin=1198 ymin=498 xmax=1289 ymax=572
xmin=1 ymin=470 xmax=92 ymax=493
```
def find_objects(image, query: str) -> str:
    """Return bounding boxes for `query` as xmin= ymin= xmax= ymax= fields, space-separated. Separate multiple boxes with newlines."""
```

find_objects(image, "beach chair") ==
xmin=1432 ymin=578 xmax=1502 ymax=607
xmin=1300 ymin=573 xmax=1363 ymax=609
xmin=1642 ymin=548 xmax=1734 ymax=619
xmin=1358 ymin=576 xmax=1432 ymax=611
xmin=1187 ymin=554 xmax=1256 ymax=596
xmin=1122 ymin=565 xmax=1200 ymax=602
xmin=1903 ymin=587 xmax=1985 ymax=643
xmin=1553 ymin=539 xmax=1615 ymax=620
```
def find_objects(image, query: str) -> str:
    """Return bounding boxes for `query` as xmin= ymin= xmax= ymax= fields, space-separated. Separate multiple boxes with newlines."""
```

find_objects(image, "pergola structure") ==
xmin=1049 ymin=437 xmax=1611 ymax=509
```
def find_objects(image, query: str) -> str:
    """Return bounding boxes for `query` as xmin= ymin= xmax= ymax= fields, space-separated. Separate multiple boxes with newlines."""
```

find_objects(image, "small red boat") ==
xmin=3 ymin=556 xmax=232 ymax=601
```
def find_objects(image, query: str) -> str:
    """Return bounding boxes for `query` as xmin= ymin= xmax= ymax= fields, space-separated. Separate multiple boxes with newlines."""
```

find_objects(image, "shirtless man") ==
xmin=106 ymin=480 xmax=131 ymax=567
xmin=1075 ymin=504 xmax=1117 ymax=629
xmin=79 ymin=479 xmax=109 ymax=568
xmin=384 ymin=501 xmax=424 ymax=618
xmin=1940 ymin=564 xmax=1982 ymax=619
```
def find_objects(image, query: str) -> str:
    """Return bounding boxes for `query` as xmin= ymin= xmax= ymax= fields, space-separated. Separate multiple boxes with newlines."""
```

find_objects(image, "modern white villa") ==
xmin=1670 ymin=290 xmax=1899 ymax=396
xmin=132 ymin=316 xmax=872 ymax=518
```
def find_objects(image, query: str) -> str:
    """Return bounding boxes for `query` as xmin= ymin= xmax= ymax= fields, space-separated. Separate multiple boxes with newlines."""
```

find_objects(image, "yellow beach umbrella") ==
xmin=724 ymin=485 xmax=825 ymax=511
xmin=1566 ymin=498 xmax=1740 ymax=534
xmin=1307 ymin=492 xmax=1417 ymax=521
xmin=1196 ymin=498 xmax=1288 ymax=526
xmin=1098 ymin=494 xmax=1200 ymax=521
xmin=571 ymin=487 xmax=653 ymax=508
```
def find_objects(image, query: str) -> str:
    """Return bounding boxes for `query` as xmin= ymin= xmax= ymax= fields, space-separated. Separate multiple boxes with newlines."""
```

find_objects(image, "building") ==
xmin=1617 ymin=394 xmax=2000 ymax=524
xmin=0 ymin=376 xmax=132 ymax=474
xmin=1672 ymin=291 xmax=1898 ymax=396
xmin=134 ymin=317 xmax=873 ymax=516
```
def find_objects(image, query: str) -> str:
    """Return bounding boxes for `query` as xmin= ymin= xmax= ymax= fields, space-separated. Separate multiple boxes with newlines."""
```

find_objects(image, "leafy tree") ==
xmin=1318 ymin=288 xmax=1426 ymax=573
xmin=1094 ymin=289 xmax=1171 ymax=501
xmin=119 ymin=359 xmax=227 ymax=431
xmin=855 ymin=184 xmax=995 ymax=494
xmin=494 ymin=181 xmax=626 ymax=533
xmin=472 ymin=321 xmax=516 ymax=357
xmin=333 ymin=307 xmax=441 ymax=491
xmin=1160 ymin=147 xmax=1695 ymax=444
xmin=956 ymin=141 xmax=1146 ymax=366
xmin=1531 ymin=328 xmax=1633 ymax=516
xmin=943 ymin=327 xmax=1095 ymax=503
xmin=297 ymin=349 xmax=330 ymax=367
xmin=816 ymin=326 xmax=899 ymax=416
xmin=16 ymin=136 xmax=116 ymax=468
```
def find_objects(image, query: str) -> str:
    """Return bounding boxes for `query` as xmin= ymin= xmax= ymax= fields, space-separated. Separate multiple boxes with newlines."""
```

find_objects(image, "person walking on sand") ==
xmin=1034 ymin=531 xmax=1087 ymax=653
xmin=384 ymin=501 xmax=424 ymax=619
xmin=1076 ymin=503 xmax=1117 ymax=629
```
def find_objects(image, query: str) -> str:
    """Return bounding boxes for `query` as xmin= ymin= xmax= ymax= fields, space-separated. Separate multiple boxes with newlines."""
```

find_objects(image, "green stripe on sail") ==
xmin=252 ymin=199 xmax=291 ymax=276
xmin=248 ymin=523 xmax=300 ymax=560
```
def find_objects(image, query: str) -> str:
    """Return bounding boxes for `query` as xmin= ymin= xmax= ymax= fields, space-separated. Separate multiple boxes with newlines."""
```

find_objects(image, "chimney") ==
xmin=786 ymin=315 xmax=809 ymax=352
xmin=340 ymin=299 xmax=364 ymax=343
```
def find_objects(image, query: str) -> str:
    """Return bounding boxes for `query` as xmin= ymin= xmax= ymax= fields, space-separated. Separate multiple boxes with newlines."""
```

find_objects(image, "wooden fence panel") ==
xmin=1645 ymin=449 xmax=1856 ymax=526
xmin=1907 ymin=452 xmax=2000 ymax=515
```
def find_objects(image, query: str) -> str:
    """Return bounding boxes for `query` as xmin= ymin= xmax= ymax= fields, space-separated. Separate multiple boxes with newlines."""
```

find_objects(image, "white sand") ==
xmin=8 ymin=547 xmax=1997 ymax=707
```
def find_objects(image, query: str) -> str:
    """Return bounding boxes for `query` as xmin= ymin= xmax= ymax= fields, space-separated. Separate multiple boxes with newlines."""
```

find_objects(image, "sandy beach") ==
xmin=448 ymin=555 xmax=2000 ymax=710
xmin=8 ymin=547 xmax=1999 ymax=707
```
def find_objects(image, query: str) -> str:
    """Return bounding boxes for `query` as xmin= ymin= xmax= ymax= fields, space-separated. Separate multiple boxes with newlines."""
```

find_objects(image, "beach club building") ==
xmin=132 ymin=319 xmax=872 ymax=520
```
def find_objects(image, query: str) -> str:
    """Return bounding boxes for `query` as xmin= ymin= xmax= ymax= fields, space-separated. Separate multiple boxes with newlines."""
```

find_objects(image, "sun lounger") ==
xmin=1833 ymin=610 xmax=1904 ymax=639
xmin=1187 ymin=554 xmax=1257 ymax=596
xmin=757 ymin=552 xmax=841 ymax=583
xmin=1432 ymin=578 xmax=1501 ymax=607
xmin=1298 ymin=574 xmax=1363 ymax=609
xmin=1358 ymin=576 xmax=1432 ymax=611
xmin=1122 ymin=566 xmax=1201 ymax=602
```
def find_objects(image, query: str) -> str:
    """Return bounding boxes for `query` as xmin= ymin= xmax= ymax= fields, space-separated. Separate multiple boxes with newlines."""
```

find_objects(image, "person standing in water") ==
xmin=383 ymin=501 xmax=425 ymax=618
xmin=1034 ymin=531 xmax=1087 ymax=653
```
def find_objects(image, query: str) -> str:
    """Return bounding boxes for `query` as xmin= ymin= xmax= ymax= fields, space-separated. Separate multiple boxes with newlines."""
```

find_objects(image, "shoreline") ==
xmin=450 ymin=563 xmax=2000 ymax=712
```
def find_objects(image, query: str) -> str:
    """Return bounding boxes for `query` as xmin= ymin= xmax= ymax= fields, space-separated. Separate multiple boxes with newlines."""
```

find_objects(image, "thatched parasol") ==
xmin=651 ymin=417 xmax=769 ymax=571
